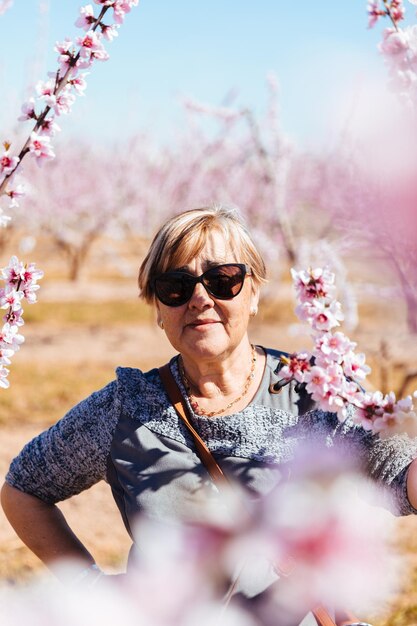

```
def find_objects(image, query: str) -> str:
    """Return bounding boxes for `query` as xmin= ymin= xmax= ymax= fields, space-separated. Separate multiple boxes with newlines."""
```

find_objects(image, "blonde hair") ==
xmin=138 ymin=205 xmax=267 ymax=304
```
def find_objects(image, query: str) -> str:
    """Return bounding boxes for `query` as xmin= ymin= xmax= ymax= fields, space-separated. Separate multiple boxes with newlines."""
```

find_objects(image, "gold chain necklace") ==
xmin=179 ymin=345 xmax=257 ymax=417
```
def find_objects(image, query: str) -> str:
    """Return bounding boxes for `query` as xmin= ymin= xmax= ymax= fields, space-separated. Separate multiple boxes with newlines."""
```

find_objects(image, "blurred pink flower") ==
xmin=367 ymin=1 xmax=386 ymax=28
xmin=0 ymin=0 xmax=13 ymax=16
xmin=6 ymin=182 xmax=25 ymax=208
xmin=18 ymin=98 xmax=37 ymax=122
xmin=75 ymin=4 xmax=96 ymax=30
xmin=101 ymin=23 xmax=119 ymax=41
xmin=0 ymin=288 xmax=23 ymax=311
xmin=0 ymin=151 xmax=19 ymax=176
xmin=53 ymin=90 xmax=76 ymax=116
xmin=380 ymin=27 xmax=409 ymax=58
xmin=69 ymin=73 xmax=89 ymax=95
xmin=38 ymin=117 xmax=61 ymax=137
xmin=28 ymin=132 xmax=55 ymax=166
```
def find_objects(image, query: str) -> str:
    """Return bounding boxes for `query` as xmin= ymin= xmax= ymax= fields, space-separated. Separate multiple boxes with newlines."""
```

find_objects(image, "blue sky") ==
xmin=0 ymin=1 xmax=413 ymax=148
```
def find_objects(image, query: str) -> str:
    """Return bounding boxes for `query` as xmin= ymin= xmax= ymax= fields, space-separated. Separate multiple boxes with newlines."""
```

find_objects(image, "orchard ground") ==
xmin=0 ymin=234 xmax=416 ymax=626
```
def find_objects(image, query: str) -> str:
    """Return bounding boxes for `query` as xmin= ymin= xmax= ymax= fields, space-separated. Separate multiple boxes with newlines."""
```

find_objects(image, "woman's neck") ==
xmin=180 ymin=341 xmax=253 ymax=396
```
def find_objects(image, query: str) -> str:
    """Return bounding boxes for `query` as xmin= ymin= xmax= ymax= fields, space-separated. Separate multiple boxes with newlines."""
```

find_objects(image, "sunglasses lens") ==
xmin=155 ymin=274 xmax=194 ymax=307
xmin=154 ymin=264 xmax=248 ymax=306
xmin=204 ymin=265 xmax=245 ymax=299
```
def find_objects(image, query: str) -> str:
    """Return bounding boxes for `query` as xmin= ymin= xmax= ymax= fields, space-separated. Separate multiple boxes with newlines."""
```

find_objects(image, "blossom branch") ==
xmin=278 ymin=267 xmax=417 ymax=438
xmin=0 ymin=0 xmax=139 ymax=387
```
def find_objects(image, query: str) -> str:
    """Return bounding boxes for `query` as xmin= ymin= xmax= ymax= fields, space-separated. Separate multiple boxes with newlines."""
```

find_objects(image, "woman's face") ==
xmin=155 ymin=229 xmax=259 ymax=363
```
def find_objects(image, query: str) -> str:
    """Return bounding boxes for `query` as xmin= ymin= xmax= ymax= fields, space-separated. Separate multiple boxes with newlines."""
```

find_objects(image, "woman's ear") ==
xmin=250 ymin=285 xmax=260 ymax=317
xmin=155 ymin=302 xmax=164 ymax=330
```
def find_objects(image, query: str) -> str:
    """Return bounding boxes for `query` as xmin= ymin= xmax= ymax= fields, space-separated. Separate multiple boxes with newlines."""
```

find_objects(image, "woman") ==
xmin=2 ymin=206 xmax=417 ymax=619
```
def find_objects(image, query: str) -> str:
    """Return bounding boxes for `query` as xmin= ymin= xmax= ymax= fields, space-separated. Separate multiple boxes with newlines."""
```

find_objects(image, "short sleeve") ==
xmin=5 ymin=380 xmax=120 ymax=504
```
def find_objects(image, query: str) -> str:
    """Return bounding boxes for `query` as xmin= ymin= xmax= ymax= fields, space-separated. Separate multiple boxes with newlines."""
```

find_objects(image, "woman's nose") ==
xmin=188 ymin=282 xmax=214 ymax=308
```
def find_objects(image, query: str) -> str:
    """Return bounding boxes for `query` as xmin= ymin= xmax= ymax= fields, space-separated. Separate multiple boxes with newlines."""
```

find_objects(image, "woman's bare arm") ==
xmin=407 ymin=458 xmax=417 ymax=511
xmin=1 ymin=482 xmax=95 ymax=580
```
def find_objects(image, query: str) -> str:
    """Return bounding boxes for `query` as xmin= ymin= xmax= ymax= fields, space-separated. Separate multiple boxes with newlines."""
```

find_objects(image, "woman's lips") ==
xmin=187 ymin=319 xmax=219 ymax=328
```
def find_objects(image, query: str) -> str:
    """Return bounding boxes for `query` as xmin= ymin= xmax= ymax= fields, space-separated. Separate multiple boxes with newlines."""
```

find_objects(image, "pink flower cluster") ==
xmin=0 ymin=256 xmax=43 ymax=388
xmin=368 ymin=0 xmax=417 ymax=107
xmin=279 ymin=267 xmax=417 ymax=438
xmin=0 ymin=0 xmax=13 ymax=16
xmin=0 ymin=1 xmax=138 ymax=386
xmin=368 ymin=0 xmax=405 ymax=29
xmin=0 ymin=0 xmax=139 ymax=217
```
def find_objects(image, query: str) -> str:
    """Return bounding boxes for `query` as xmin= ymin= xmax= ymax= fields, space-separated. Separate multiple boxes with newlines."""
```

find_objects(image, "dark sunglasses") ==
xmin=153 ymin=263 xmax=252 ymax=307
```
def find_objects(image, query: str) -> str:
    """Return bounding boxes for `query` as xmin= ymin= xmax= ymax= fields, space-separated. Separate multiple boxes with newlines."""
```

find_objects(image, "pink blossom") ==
xmin=315 ymin=331 xmax=355 ymax=363
xmin=2 ymin=256 xmax=43 ymax=290
xmin=6 ymin=182 xmax=25 ymax=208
xmin=313 ymin=387 xmax=347 ymax=418
xmin=101 ymin=23 xmax=119 ymax=41
xmin=21 ymin=262 xmax=44 ymax=286
xmin=391 ymin=0 xmax=405 ymax=22
xmin=0 ymin=288 xmax=24 ymax=311
xmin=35 ymin=79 xmax=57 ymax=108
xmin=0 ymin=0 xmax=13 ymax=16
xmin=379 ymin=28 xmax=409 ymax=58
xmin=0 ymin=151 xmax=19 ymax=176
xmin=371 ymin=394 xmax=417 ymax=439
xmin=4 ymin=307 xmax=24 ymax=326
xmin=55 ymin=37 xmax=75 ymax=73
xmin=22 ymin=283 xmax=41 ymax=304
xmin=341 ymin=351 xmax=371 ymax=381
xmin=113 ymin=0 xmax=131 ymax=24
xmin=353 ymin=391 xmax=385 ymax=430
xmin=69 ymin=72 xmax=89 ymax=95
xmin=304 ymin=365 xmax=331 ymax=401
xmin=53 ymin=90 xmax=76 ymax=116
xmin=77 ymin=30 xmax=105 ymax=56
xmin=368 ymin=1 xmax=386 ymax=29
xmin=0 ymin=346 xmax=14 ymax=366
xmin=28 ymin=132 xmax=55 ymax=166
xmin=75 ymin=4 xmax=96 ymax=30
xmin=297 ymin=300 xmax=343 ymax=332
xmin=18 ymin=98 xmax=37 ymax=122
xmin=278 ymin=352 xmax=311 ymax=383
xmin=0 ymin=322 xmax=24 ymax=350
xmin=291 ymin=267 xmax=336 ymax=304
xmin=38 ymin=117 xmax=61 ymax=137
xmin=312 ymin=301 xmax=343 ymax=331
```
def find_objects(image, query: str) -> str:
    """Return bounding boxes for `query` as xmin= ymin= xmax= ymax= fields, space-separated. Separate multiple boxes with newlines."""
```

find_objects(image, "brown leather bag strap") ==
xmin=159 ymin=363 xmax=228 ymax=486
xmin=312 ymin=606 xmax=366 ymax=626
xmin=311 ymin=606 xmax=337 ymax=626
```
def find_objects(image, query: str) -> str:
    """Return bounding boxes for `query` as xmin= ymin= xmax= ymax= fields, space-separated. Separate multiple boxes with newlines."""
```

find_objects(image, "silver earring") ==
xmin=250 ymin=306 xmax=258 ymax=317
xmin=158 ymin=320 xmax=164 ymax=329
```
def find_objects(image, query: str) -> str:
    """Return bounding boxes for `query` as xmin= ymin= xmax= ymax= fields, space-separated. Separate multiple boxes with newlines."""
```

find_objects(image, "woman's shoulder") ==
xmin=115 ymin=364 xmax=163 ymax=393
xmin=114 ymin=363 xmax=170 ymax=419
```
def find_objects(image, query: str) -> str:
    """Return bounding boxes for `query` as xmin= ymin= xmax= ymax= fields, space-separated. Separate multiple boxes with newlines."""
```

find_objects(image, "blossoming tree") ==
xmin=0 ymin=0 xmax=139 ymax=385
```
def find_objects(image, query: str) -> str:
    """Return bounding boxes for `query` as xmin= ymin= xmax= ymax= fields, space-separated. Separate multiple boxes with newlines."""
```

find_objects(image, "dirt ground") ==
xmin=0 ymin=275 xmax=417 ymax=625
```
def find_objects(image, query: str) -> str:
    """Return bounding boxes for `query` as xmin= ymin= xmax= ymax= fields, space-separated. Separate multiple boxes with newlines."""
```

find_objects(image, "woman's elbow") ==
xmin=407 ymin=458 xmax=417 ymax=511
